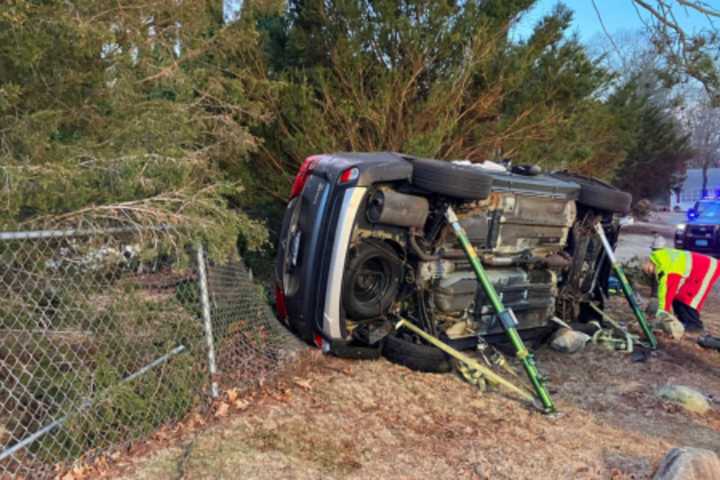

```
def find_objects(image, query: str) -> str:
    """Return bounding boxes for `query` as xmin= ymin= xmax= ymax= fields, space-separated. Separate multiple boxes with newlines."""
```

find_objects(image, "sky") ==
xmin=224 ymin=0 xmax=715 ymax=51
xmin=514 ymin=0 xmax=714 ymax=43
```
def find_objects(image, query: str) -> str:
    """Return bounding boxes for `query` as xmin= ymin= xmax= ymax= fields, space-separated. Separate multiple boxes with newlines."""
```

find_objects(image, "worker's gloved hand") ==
xmin=655 ymin=310 xmax=685 ymax=340
xmin=656 ymin=310 xmax=676 ymax=322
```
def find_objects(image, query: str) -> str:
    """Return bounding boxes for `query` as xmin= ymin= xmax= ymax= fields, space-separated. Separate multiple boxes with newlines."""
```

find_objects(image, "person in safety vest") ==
xmin=642 ymin=238 xmax=720 ymax=332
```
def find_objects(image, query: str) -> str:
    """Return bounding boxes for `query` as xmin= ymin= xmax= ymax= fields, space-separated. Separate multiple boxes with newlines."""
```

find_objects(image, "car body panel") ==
xmin=323 ymin=186 xmax=367 ymax=339
xmin=277 ymin=153 xmax=413 ymax=342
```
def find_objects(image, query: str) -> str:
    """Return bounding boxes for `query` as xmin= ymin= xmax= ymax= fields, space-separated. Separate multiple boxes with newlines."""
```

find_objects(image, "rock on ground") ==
xmin=653 ymin=447 xmax=720 ymax=480
xmin=659 ymin=317 xmax=685 ymax=340
xmin=657 ymin=385 xmax=710 ymax=415
xmin=550 ymin=328 xmax=590 ymax=353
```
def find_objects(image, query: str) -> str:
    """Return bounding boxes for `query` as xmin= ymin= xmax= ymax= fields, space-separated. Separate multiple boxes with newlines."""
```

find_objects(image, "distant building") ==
xmin=671 ymin=168 xmax=720 ymax=210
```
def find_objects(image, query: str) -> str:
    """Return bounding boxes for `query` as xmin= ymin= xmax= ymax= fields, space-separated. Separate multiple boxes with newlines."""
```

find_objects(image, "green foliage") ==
xmin=10 ymin=279 xmax=206 ymax=462
xmin=249 ymin=0 xmax=624 ymax=196
xmin=0 ymin=0 xmax=272 ymax=253
xmin=1 ymin=0 xmax=694 ymax=226
xmin=609 ymin=77 xmax=692 ymax=202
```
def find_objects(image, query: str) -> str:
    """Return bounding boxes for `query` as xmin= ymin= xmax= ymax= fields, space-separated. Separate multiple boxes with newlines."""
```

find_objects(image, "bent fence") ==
xmin=0 ymin=226 xmax=300 ymax=478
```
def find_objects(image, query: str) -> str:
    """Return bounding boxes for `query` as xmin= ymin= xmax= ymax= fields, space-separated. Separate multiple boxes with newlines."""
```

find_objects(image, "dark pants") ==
xmin=672 ymin=300 xmax=703 ymax=331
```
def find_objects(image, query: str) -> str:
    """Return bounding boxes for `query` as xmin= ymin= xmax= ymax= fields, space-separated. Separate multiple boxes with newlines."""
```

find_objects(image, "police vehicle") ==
xmin=675 ymin=198 xmax=720 ymax=255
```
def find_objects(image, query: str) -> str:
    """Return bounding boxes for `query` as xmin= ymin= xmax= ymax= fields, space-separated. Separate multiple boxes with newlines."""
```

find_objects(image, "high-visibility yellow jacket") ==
xmin=649 ymin=248 xmax=720 ymax=313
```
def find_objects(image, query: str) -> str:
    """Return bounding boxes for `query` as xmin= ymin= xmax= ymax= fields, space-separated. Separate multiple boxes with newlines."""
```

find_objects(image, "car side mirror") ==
xmin=687 ymin=208 xmax=698 ymax=221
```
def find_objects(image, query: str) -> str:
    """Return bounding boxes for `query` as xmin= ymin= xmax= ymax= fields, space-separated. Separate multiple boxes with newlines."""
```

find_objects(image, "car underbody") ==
xmin=275 ymin=153 xmax=630 ymax=367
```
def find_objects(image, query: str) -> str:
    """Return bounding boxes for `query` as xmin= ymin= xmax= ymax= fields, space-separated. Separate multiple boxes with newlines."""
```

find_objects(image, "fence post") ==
xmin=196 ymin=243 xmax=219 ymax=399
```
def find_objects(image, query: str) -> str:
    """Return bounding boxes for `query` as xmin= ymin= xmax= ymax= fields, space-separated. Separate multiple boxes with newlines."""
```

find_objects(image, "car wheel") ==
xmin=551 ymin=171 xmax=632 ymax=214
xmin=382 ymin=332 xmax=452 ymax=373
xmin=342 ymin=240 xmax=402 ymax=320
xmin=410 ymin=158 xmax=493 ymax=200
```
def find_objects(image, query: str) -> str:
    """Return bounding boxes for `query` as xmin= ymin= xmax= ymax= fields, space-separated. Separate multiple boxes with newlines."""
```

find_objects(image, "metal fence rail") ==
xmin=0 ymin=226 xmax=299 ymax=478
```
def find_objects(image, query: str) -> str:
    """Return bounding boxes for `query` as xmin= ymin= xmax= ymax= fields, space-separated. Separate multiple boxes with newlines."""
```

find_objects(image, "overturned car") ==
xmin=274 ymin=153 xmax=631 ymax=371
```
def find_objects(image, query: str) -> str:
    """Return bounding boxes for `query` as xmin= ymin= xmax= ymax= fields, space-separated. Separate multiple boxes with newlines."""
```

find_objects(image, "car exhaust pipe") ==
xmin=367 ymin=189 xmax=429 ymax=228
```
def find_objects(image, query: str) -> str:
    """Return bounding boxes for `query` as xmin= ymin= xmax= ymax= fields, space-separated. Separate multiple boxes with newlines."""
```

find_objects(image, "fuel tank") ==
xmin=433 ymin=268 xmax=556 ymax=336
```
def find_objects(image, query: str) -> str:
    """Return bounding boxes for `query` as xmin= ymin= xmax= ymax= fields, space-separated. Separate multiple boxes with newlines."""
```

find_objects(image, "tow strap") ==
xmin=394 ymin=318 xmax=540 ymax=409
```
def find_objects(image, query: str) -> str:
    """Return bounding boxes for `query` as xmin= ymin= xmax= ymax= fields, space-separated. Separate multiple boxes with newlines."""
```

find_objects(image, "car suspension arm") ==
xmin=444 ymin=206 xmax=556 ymax=413
xmin=593 ymin=223 xmax=657 ymax=350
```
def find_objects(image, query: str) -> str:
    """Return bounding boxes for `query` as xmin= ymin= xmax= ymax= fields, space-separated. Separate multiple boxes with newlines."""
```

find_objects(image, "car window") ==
xmin=696 ymin=201 xmax=720 ymax=219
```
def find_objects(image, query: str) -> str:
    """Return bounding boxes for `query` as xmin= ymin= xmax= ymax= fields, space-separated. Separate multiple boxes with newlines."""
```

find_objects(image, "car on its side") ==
xmin=675 ymin=199 xmax=720 ymax=256
xmin=274 ymin=153 xmax=631 ymax=371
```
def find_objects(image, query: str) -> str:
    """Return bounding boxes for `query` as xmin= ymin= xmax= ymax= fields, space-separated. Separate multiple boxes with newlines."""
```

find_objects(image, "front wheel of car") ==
xmin=551 ymin=171 xmax=632 ymax=214
xmin=381 ymin=332 xmax=452 ymax=373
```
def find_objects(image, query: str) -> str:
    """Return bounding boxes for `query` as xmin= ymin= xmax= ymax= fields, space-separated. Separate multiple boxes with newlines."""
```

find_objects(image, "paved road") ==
xmin=616 ymin=211 xmax=685 ymax=262
xmin=616 ymin=233 xmax=655 ymax=262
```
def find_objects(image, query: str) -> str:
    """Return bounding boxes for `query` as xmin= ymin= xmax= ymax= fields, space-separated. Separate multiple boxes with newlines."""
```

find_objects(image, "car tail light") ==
xmin=274 ymin=285 xmax=288 ymax=320
xmin=313 ymin=334 xmax=323 ymax=348
xmin=338 ymin=167 xmax=359 ymax=184
xmin=289 ymin=156 xmax=320 ymax=199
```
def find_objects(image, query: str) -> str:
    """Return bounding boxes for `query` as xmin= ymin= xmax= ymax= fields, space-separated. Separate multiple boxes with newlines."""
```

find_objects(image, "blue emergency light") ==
xmin=700 ymin=188 xmax=720 ymax=200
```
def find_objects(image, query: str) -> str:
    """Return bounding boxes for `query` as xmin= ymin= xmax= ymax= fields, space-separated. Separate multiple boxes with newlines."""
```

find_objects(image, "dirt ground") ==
xmin=113 ymin=303 xmax=720 ymax=479
xmin=114 ymin=226 xmax=720 ymax=480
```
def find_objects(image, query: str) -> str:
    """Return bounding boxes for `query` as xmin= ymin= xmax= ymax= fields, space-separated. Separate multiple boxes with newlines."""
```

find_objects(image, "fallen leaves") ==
xmin=214 ymin=402 xmax=230 ymax=418
xmin=60 ymin=466 xmax=86 ymax=480
xmin=226 ymin=388 xmax=239 ymax=403
xmin=293 ymin=378 xmax=313 ymax=391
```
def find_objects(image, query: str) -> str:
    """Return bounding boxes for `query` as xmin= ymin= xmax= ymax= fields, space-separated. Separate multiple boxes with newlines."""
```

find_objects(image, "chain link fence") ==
xmin=0 ymin=226 xmax=300 ymax=478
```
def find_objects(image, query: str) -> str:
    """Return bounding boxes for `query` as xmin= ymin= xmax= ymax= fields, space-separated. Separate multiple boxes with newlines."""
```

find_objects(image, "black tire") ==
xmin=410 ymin=158 xmax=493 ymax=200
xmin=551 ymin=171 xmax=632 ymax=214
xmin=698 ymin=335 xmax=720 ymax=351
xmin=382 ymin=332 xmax=452 ymax=373
xmin=342 ymin=241 xmax=402 ymax=320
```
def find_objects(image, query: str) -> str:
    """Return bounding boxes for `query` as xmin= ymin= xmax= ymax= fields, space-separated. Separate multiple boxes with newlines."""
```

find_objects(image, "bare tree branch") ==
xmin=676 ymin=0 xmax=720 ymax=18
xmin=591 ymin=0 xmax=624 ymax=65
xmin=631 ymin=0 xmax=720 ymax=104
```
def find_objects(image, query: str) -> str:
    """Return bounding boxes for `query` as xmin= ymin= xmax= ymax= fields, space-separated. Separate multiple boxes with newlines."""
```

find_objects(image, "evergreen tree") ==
xmin=252 ymin=0 xmax=624 ymax=199
xmin=0 ymin=0 xmax=272 ymax=252
xmin=610 ymin=78 xmax=691 ymax=201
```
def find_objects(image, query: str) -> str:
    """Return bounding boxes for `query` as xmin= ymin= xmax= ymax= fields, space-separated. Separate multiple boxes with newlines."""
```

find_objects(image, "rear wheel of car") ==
xmin=342 ymin=240 xmax=402 ymax=320
xmin=410 ymin=158 xmax=493 ymax=200
xmin=382 ymin=332 xmax=452 ymax=373
xmin=551 ymin=171 xmax=632 ymax=214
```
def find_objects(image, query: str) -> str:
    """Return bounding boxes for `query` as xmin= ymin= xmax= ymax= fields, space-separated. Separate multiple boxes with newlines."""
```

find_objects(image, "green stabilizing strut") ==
xmin=594 ymin=223 xmax=657 ymax=350
xmin=445 ymin=207 xmax=556 ymax=413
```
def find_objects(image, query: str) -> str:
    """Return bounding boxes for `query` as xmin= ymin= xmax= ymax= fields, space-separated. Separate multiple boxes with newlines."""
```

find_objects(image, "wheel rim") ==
xmin=352 ymin=257 xmax=391 ymax=304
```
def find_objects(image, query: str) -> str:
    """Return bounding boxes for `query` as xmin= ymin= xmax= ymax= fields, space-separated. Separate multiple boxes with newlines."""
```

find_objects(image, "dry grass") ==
xmin=113 ymin=294 xmax=720 ymax=480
